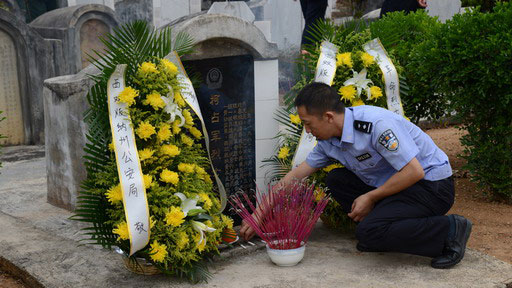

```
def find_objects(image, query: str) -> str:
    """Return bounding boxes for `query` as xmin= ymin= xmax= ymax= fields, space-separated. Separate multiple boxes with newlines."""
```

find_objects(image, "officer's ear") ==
xmin=324 ymin=111 xmax=335 ymax=123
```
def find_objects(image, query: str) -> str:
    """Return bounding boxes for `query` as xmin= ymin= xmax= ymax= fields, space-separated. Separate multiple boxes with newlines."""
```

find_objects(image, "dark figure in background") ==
xmin=380 ymin=0 xmax=427 ymax=17
xmin=298 ymin=0 xmax=328 ymax=48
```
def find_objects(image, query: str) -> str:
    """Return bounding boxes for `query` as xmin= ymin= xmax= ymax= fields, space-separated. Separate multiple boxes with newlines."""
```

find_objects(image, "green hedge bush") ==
xmin=462 ymin=0 xmax=510 ymax=12
xmin=419 ymin=3 xmax=512 ymax=200
xmin=371 ymin=11 xmax=446 ymax=123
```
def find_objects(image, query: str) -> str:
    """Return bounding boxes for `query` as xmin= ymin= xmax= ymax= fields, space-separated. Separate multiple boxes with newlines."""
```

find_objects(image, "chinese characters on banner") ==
xmin=292 ymin=41 xmax=339 ymax=169
xmin=363 ymin=38 xmax=404 ymax=116
xmin=107 ymin=64 xmax=150 ymax=256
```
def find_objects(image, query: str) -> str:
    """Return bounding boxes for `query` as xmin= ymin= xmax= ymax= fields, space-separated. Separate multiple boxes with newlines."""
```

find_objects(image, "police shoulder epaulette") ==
xmin=354 ymin=120 xmax=372 ymax=134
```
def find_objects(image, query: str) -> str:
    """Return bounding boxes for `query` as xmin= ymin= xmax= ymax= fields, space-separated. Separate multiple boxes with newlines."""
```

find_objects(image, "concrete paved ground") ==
xmin=1 ymin=147 xmax=511 ymax=288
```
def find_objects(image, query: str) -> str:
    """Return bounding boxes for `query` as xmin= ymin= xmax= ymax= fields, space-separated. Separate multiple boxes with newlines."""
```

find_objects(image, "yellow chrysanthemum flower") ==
xmin=161 ymin=144 xmax=180 ymax=157
xmin=160 ymin=169 xmax=179 ymax=185
xmin=149 ymin=240 xmax=168 ymax=263
xmin=339 ymin=85 xmax=356 ymax=102
xmin=113 ymin=221 xmax=129 ymax=241
xmin=361 ymin=52 xmax=375 ymax=67
xmin=323 ymin=163 xmax=343 ymax=172
xmin=157 ymin=123 xmax=172 ymax=143
xmin=178 ymin=163 xmax=195 ymax=173
xmin=172 ymin=120 xmax=182 ymax=135
xmin=143 ymin=92 xmax=166 ymax=110
xmin=352 ymin=98 xmax=365 ymax=107
xmin=138 ymin=148 xmax=154 ymax=161
xmin=183 ymin=109 xmax=194 ymax=128
xmin=195 ymin=165 xmax=206 ymax=175
xmin=181 ymin=134 xmax=194 ymax=147
xmin=143 ymin=174 xmax=152 ymax=189
xmin=176 ymin=231 xmax=189 ymax=250
xmin=174 ymin=91 xmax=186 ymax=107
xmin=150 ymin=216 xmax=156 ymax=229
xmin=314 ymin=189 xmax=326 ymax=202
xmin=108 ymin=142 xmax=115 ymax=151
xmin=118 ymin=87 xmax=139 ymax=106
xmin=336 ymin=52 xmax=353 ymax=68
xmin=189 ymin=127 xmax=202 ymax=139
xmin=160 ymin=58 xmax=178 ymax=76
xmin=369 ymin=86 xmax=383 ymax=100
xmin=106 ymin=184 xmax=122 ymax=204
xmin=136 ymin=121 xmax=156 ymax=140
xmin=289 ymin=114 xmax=301 ymax=125
xmin=203 ymin=174 xmax=213 ymax=184
xmin=194 ymin=233 xmax=206 ymax=252
xmin=221 ymin=214 xmax=233 ymax=229
xmin=165 ymin=206 xmax=185 ymax=227
xmin=139 ymin=62 xmax=158 ymax=74
xmin=278 ymin=146 xmax=290 ymax=159
xmin=199 ymin=192 xmax=213 ymax=210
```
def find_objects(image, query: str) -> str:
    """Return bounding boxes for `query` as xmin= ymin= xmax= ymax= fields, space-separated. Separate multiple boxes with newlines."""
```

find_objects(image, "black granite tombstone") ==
xmin=185 ymin=55 xmax=256 ymax=225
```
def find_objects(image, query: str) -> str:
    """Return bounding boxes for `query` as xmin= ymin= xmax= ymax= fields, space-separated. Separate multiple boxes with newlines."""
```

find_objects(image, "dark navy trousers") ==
xmin=326 ymin=168 xmax=455 ymax=258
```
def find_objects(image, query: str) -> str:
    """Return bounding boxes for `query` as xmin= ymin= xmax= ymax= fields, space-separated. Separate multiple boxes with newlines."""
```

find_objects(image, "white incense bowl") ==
xmin=266 ymin=242 xmax=306 ymax=267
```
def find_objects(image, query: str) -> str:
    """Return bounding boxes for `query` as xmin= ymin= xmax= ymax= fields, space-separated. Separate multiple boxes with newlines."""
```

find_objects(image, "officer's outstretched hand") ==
xmin=239 ymin=218 xmax=256 ymax=241
xmin=348 ymin=193 xmax=376 ymax=222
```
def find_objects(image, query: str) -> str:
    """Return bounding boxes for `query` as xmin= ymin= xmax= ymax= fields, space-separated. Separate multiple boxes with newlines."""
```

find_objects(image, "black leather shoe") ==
xmin=431 ymin=215 xmax=472 ymax=269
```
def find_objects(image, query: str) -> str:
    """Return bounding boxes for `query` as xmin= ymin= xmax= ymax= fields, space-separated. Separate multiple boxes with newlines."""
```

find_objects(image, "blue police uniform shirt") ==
xmin=305 ymin=106 xmax=452 ymax=187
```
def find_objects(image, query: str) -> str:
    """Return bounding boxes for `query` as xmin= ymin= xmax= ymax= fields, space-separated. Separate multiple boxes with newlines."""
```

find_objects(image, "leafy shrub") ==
xmin=462 ymin=0 xmax=510 ymax=12
xmin=420 ymin=3 xmax=512 ymax=200
xmin=371 ymin=11 xmax=447 ymax=123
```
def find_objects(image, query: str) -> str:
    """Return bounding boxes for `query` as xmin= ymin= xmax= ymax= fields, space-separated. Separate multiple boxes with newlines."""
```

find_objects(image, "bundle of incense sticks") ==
xmin=229 ymin=181 xmax=330 ymax=250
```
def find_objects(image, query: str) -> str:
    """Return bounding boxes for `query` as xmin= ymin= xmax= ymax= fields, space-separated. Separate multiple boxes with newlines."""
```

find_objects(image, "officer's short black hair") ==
xmin=294 ymin=82 xmax=345 ymax=117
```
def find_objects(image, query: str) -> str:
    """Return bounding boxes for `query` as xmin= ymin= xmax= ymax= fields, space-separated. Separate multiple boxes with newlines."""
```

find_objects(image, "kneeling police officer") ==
xmin=240 ymin=82 xmax=472 ymax=269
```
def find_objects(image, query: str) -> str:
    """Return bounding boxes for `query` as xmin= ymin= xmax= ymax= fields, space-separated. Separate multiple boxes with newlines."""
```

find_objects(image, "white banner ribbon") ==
xmin=363 ymin=38 xmax=404 ymax=116
xmin=292 ymin=41 xmax=338 ymax=169
xmin=164 ymin=51 xmax=228 ymax=212
xmin=107 ymin=64 xmax=150 ymax=256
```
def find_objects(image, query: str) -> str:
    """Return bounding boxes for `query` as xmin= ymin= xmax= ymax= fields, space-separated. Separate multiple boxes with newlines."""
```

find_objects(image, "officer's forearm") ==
xmin=366 ymin=157 xmax=425 ymax=203
xmin=280 ymin=161 xmax=319 ymax=187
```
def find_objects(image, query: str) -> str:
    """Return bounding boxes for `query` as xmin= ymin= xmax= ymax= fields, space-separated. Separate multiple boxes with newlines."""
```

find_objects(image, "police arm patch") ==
xmin=378 ymin=129 xmax=399 ymax=151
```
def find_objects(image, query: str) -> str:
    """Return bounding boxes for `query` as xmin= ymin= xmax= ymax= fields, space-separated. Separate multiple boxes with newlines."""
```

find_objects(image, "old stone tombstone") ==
xmin=79 ymin=18 xmax=109 ymax=69
xmin=67 ymin=0 xmax=114 ymax=10
xmin=168 ymin=13 xmax=279 ymax=223
xmin=208 ymin=1 xmax=256 ymax=23
xmin=31 ymin=4 xmax=117 ymax=75
xmin=0 ymin=29 xmax=23 ymax=145
xmin=426 ymin=0 xmax=461 ymax=23
xmin=114 ymin=0 xmax=201 ymax=28
xmin=0 ymin=9 xmax=53 ymax=145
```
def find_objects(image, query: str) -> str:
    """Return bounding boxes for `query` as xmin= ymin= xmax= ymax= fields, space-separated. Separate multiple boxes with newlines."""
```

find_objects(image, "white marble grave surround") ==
xmin=254 ymin=59 xmax=279 ymax=194
xmin=253 ymin=20 xmax=271 ymax=42
xmin=426 ymin=0 xmax=462 ymax=23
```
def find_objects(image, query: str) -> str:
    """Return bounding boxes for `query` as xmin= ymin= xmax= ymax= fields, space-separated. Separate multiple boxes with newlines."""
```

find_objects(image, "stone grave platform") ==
xmin=0 ymin=148 xmax=511 ymax=288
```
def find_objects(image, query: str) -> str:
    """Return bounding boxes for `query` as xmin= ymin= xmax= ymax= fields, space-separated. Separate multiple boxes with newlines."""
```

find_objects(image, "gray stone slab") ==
xmin=0 ymin=153 xmax=512 ymax=288
xmin=427 ymin=0 xmax=462 ymax=23
xmin=208 ymin=1 xmax=255 ymax=23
